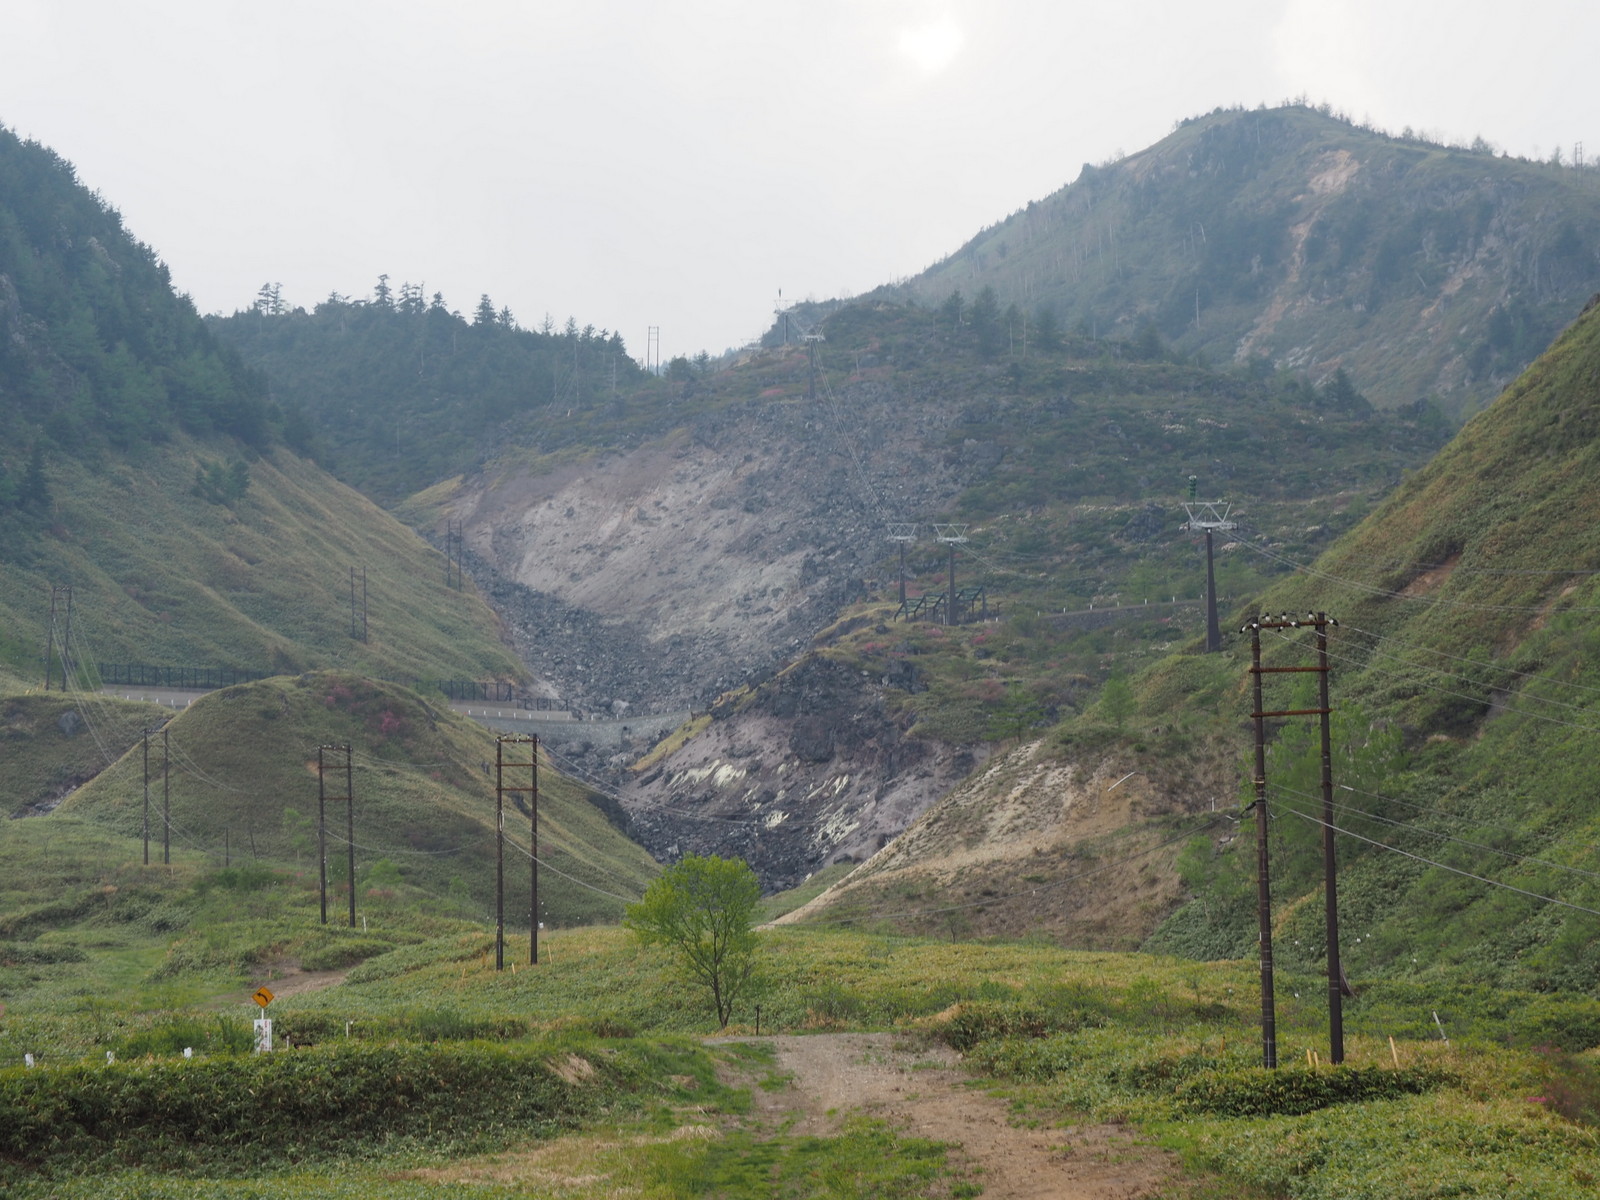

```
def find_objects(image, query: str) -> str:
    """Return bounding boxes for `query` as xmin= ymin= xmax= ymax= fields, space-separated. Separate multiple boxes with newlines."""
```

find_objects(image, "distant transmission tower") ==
xmin=646 ymin=326 xmax=660 ymax=375
xmin=1182 ymin=475 xmax=1236 ymax=652
xmin=775 ymin=289 xmax=790 ymax=345
xmin=887 ymin=523 xmax=918 ymax=605
xmin=932 ymin=524 xmax=969 ymax=626
xmin=804 ymin=332 xmax=824 ymax=398
xmin=44 ymin=583 xmax=73 ymax=690
xmin=349 ymin=566 xmax=368 ymax=642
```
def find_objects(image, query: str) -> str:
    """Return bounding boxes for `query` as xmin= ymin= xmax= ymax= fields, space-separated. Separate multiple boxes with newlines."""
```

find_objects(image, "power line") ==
xmin=1342 ymin=622 xmax=1600 ymax=702
xmin=1233 ymin=528 xmax=1600 ymax=614
xmin=1269 ymin=627 xmax=1600 ymax=736
xmin=1270 ymin=781 xmax=1600 ymax=885
xmin=1278 ymin=803 xmax=1600 ymax=919
xmin=502 ymin=832 xmax=642 ymax=904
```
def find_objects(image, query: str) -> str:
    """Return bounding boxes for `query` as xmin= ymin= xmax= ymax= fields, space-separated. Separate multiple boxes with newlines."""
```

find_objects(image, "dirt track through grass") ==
xmin=731 ymin=1033 xmax=1177 ymax=1199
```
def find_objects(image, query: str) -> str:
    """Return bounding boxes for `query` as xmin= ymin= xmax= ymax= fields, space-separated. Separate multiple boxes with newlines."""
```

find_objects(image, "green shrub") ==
xmin=932 ymin=1001 xmax=1054 ymax=1052
xmin=1172 ymin=1063 xmax=1453 ymax=1117
xmin=117 ymin=1015 xmax=252 ymax=1059
xmin=0 ymin=1041 xmax=619 ymax=1178
xmin=0 ymin=942 xmax=86 ymax=966
xmin=969 ymin=1034 xmax=1084 ymax=1082
xmin=297 ymin=938 xmax=396 ymax=971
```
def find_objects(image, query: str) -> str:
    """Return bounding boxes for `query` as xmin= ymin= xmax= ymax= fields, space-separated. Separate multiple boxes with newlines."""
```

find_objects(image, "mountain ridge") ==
xmin=890 ymin=104 xmax=1600 ymax=416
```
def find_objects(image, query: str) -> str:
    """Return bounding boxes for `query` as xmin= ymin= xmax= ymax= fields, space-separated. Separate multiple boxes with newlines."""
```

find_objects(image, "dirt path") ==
xmin=729 ymin=1033 xmax=1177 ymax=1199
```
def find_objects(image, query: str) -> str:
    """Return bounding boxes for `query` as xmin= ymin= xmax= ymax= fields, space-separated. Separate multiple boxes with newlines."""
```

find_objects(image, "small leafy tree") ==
xmin=1099 ymin=674 xmax=1136 ymax=730
xmin=624 ymin=854 xmax=762 ymax=1028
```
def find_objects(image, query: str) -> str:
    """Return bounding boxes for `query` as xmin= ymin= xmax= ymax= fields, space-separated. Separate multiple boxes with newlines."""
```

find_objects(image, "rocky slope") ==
xmin=431 ymin=349 xmax=971 ymax=713
xmin=620 ymin=653 xmax=985 ymax=892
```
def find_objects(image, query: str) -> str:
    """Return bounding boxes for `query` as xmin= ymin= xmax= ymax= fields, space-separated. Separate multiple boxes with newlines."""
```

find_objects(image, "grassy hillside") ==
xmin=895 ymin=103 xmax=1600 ymax=416
xmin=1152 ymin=296 xmax=1600 ymax=979
xmin=1 ymin=692 xmax=160 ymax=817
xmin=45 ymin=672 xmax=656 ymax=927
xmin=0 ymin=435 xmax=524 ymax=684
xmin=1106 ymin=300 xmax=1600 ymax=988
xmin=783 ymin=301 xmax=1600 ymax=995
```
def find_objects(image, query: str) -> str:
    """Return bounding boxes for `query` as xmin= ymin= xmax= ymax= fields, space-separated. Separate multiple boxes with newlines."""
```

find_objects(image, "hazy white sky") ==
xmin=3 ymin=2 xmax=1594 ymax=360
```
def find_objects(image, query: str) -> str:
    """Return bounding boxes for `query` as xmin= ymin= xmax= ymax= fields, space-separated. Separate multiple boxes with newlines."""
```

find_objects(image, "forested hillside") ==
xmin=0 ymin=125 xmax=300 ymax=511
xmin=211 ymin=290 xmax=656 ymax=500
xmin=0 ymin=122 xmax=523 ymax=688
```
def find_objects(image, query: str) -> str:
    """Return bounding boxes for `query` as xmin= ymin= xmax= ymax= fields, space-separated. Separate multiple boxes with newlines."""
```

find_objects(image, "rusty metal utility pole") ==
xmin=1243 ymin=612 xmax=1341 ymax=1066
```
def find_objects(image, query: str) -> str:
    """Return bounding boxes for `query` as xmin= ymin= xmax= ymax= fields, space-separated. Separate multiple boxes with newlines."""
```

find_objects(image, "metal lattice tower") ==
xmin=932 ymin=524 xmax=969 ymax=626
xmin=1182 ymin=480 xmax=1236 ymax=651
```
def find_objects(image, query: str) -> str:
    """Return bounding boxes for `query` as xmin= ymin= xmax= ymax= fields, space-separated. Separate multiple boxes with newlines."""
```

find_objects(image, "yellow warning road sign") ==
xmin=252 ymin=986 xmax=274 ymax=1008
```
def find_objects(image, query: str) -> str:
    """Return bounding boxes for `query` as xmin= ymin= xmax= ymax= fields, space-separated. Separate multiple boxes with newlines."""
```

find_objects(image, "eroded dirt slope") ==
xmin=780 ymin=736 xmax=1236 ymax=946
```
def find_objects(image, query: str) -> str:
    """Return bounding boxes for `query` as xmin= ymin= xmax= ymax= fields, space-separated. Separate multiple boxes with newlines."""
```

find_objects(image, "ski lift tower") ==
xmin=1181 ymin=475 xmax=1235 ymax=652
xmin=933 ymin=523 xmax=969 ymax=627
xmin=774 ymin=290 xmax=791 ymax=345
xmin=803 ymin=331 xmax=824 ymax=398
xmin=887 ymin=523 xmax=917 ymax=606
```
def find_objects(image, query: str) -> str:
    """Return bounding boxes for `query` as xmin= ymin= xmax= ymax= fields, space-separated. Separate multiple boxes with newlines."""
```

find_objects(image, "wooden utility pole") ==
xmin=345 ymin=747 xmax=356 ymax=929
xmin=1244 ymin=612 xmax=1341 ymax=1067
xmin=142 ymin=728 xmax=151 ymax=866
xmin=495 ymin=735 xmax=540 ymax=966
xmin=1247 ymin=620 xmax=1277 ymax=1069
xmin=495 ymin=744 xmax=504 ymax=970
xmin=316 ymin=744 xmax=354 ymax=927
xmin=317 ymin=745 xmax=328 ymax=924
xmin=1315 ymin=616 xmax=1344 ymax=1063
xmin=162 ymin=726 xmax=170 ymax=866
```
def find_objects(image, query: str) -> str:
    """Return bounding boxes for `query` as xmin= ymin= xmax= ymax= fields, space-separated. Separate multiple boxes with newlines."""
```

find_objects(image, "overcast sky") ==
xmin=3 ymin=2 xmax=1594 ymax=361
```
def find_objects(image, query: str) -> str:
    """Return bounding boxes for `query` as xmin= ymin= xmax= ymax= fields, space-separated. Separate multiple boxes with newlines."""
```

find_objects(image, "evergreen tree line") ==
xmin=211 ymin=277 xmax=650 ymax=500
